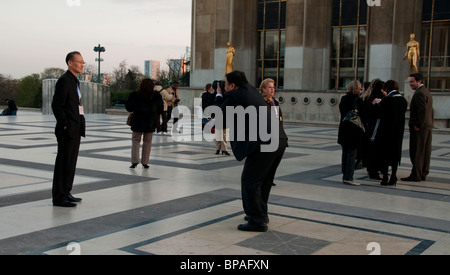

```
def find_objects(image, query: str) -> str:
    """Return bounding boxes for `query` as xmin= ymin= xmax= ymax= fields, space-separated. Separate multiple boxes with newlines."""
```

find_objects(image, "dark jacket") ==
xmin=338 ymin=94 xmax=367 ymax=148
xmin=409 ymin=85 xmax=434 ymax=131
xmin=1 ymin=100 xmax=18 ymax=116
xmin=201 ymin=91 xmax=217 ymax=111
xmin=126 ymin=91 xmax=163 ymax=133
xmin=215 ymin=84 xmax=288 ymax=161
xmin=52 ymin=70 xmax=86 ymax=138
xmin=376 ymin=91 xmax=408 ymax=165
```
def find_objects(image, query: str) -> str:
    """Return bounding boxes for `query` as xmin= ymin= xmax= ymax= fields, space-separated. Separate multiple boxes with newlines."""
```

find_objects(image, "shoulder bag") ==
xmin=342 ymin=98 xmax=365 ymax=133
xmin=127 ymin=113 xmax=133 ymax=126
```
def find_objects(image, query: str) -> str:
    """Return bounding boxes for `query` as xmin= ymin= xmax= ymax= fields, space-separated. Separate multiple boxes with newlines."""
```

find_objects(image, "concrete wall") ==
xmin=425 ymin=93 xmax=450 ymax=129
xmin=179 ymin=87 xmax=450 ymax=129
xmin=42 ymin=79 xmax=111 ymax=115
xmin=178 ymin=87 xmax=342 ymax=125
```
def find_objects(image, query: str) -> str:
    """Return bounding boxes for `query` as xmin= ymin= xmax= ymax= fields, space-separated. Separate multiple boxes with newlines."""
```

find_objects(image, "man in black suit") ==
xmin=215 ymin=71 xmax=288 ymax=232
xmin=51 ymin=51 xmax=86 ymax=207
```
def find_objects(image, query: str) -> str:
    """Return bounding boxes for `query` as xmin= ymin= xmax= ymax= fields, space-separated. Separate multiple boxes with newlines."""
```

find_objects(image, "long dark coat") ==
xmin=126 ymin=91 xmax=163 ymax=133
xmin=375 ymin=91 xmax=408 ymax=165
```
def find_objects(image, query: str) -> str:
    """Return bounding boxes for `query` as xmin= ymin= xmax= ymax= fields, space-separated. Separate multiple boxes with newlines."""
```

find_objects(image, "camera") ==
xmin=212 ymin=80 xmax=225 ymax=92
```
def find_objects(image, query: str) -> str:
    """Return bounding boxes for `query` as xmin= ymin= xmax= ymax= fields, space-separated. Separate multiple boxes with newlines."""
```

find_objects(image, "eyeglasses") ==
xmin=72 ymin=60 xmax=85 ymax=65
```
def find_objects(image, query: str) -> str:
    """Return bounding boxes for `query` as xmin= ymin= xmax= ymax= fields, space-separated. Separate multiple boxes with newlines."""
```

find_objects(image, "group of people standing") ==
xmin=338 ymin=73 xmax=434 ymax=187
xmin=53 ymin=51 xmax=434 ymax=236
xmin=153 ymin=81 xmax=180 ymax=136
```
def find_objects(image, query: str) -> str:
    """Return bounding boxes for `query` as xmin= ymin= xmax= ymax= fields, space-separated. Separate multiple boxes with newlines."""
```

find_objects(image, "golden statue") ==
xmin=404 ymin=33 xmax=420 ymax=74
xmin=225 ymin=42 xmax=235 ymax=74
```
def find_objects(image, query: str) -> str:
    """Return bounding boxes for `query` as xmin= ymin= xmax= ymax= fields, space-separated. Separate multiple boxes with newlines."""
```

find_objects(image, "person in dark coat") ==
xmin=1 ymin=99 xmax=18 ymax=116
xmin=215 ymin=71 xmax=288 ymax=232
xmin=126 ymin=79 xmax=163 ymax=169
xmin=51 ymin=51 xmax=86 ymax=207
xmin=260 ymin=78 xmax=287 ymax=187
xmin=363 ymin=79 xmax=385 ymax=180
xmin=338 ymin=80 xmax=367 ymax=186
xmin=201 ymin=83 xmax=216 ymax=111
xmin=376 ymin=80 xmax=408 ymax=186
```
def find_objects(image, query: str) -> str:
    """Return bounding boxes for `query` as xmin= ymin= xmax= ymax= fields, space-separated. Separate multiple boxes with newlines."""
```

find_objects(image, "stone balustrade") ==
xmin=42 ymin=79 xmax=111 ymax=115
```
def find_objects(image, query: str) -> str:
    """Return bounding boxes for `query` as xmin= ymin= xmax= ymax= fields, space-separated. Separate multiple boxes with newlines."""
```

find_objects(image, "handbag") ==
xmin=127 ymin=113 xmax=133 ymax=126
xmin=342 ymin=98 xmax=365 ymax=133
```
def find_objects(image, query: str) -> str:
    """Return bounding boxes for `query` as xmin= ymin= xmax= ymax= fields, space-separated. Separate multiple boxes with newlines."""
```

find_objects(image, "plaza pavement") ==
xmin=0 ymin=110 xmax=449 ymax=256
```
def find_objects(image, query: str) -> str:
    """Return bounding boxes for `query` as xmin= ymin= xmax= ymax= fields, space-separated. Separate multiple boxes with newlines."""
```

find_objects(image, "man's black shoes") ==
xmin=53 ymin=200 xmax=77 ymax=208
xmin=237 ymin=223 xmax=268 ymax=232
xmin=53 ymin=194 xmax=82 ymax=207
xmin=68 ymin=194 xmax=82 ymax=203
xmin=244 ymin=216 xmax=269 ymax=224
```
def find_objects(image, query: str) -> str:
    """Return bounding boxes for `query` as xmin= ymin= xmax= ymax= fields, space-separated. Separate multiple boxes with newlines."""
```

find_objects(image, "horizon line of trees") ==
xmin=0 ymin=59 xmax=190 ymax=109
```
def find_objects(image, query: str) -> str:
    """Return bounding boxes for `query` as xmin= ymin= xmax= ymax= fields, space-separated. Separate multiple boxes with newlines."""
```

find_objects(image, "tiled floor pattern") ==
xmin=0 ymin=111 xmax=449 ymax=255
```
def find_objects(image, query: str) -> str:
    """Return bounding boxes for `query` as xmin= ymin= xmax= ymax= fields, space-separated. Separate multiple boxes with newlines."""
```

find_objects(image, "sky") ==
xmin=0 ymin=0 xmax=192 ymax=79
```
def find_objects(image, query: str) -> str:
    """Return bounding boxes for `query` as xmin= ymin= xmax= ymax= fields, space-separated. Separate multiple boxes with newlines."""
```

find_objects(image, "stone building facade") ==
xmin=188 ymin=0 xmax=450 ymax=127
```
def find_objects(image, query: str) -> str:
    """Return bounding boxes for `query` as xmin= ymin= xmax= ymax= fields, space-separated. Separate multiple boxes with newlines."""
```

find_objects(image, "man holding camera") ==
xmin=215 ymin=71 xmax=288 ymax=232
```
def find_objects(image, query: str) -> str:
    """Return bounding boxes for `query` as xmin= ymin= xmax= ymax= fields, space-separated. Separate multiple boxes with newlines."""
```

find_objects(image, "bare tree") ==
xmin=0 ymin=74 xmax=20 ymax=102
xmin=112 ymin=60 xmax=129 ymax=90
xmin=111 ymin=61 xmax=145 ymax=91
xmin=40 ymin=68 xmax=65 ymax=80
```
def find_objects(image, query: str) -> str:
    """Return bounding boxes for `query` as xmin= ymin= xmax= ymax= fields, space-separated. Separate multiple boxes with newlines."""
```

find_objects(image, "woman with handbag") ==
xmin=126 ymin=79 xmax=163 ymax=169
xmin=338 ymin=80 xmax=367 ymax=186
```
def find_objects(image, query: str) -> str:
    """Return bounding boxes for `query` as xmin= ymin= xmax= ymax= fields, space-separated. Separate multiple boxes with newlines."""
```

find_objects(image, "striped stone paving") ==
xmin=0 ymin=111 xmax=449 ymax=256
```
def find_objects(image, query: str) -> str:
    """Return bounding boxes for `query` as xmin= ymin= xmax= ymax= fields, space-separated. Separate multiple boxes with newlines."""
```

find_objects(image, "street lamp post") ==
xmin=93 ymin=44 xmax=106 ymax=84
